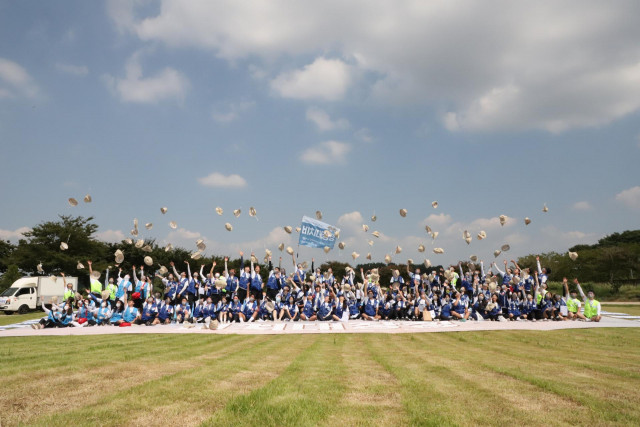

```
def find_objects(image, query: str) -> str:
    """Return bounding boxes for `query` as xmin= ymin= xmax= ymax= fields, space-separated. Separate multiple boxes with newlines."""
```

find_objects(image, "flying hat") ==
xmin=130 ymin=228 xmax=139 ymax=237
xmin=135 ymin=239 xmax=144 ymax=248
xmin=196 ymin=240 xmax=206 ymax=251
xmin=501 ymin=244 xmax=510 ymax=252
xmin=284 ymin=226 xmax=293 ymax=234
xmin=477 ymin=230 xmax=487 ymax=240
xmin=191 ymin=251 xmax=202 ymax=260
xmin=265 ymin=300 xmax=276 ymax=313
xmin=524 ymin=217 xmax=531 ymax=225
xmin=499 ymin=215 xmax=507 ymax=226
xmin=158 ymin=266 xmax=168 ymax=275
xmin=142 ymin=245 xmax=153 ymax=253
xmin=295 ymin=227 xmax=301 ymax=233
xmin=77 ymin=261 xmax=85 ymax=269
xmin=384 ymin=254 xmax=392 ymax=263
xmin=338 ymin=242 xmax=345 ymax=250
xmin=265 ymin=248 xmax=272 ymax=257
xmin=249 ymin=207 xmax=257 ymax=217
xmin=324 ymin=246 xmax=330 ymax=253
xmin=542 ymin=204 xmax=549 ymax=213
xmin=50 ymin=295 xmax=58 ymax=304
xmin=145 ymin=223 xmax=153 ymax=230
xmin=433 ymin=248 xmax=444 ymax=254
xmin=225 ymin=223 xmax=233 ymax=231
xmin=395 ymin=245 xmax=402 ymax=254
xmin=144 ymin=256 xmax=153 ymax=266
xmin=316 ymin=210 xmax=323 ymax=220
xmin=366 ymin=253 xmax=372 ymax=260
xmin=342 ymin=283 xmax=351 ymax=292
xmin=286 ymin=246 xmax=294 ymax=255
xmin=250 ymin=254 xmax=258 ymax=264
xmin=133 ymin=218 xmax=139 ymax=229
xmin=424 ymin=258 xmax=432 ymax=267
xmin=418 ymin=244 xmax=425 ymax=252
xmin=83 ymin=194 xmax=92 ymax=203
xmin=215 ymin=278 xmax=227 ymax=289
xmin=233 ymin=209 xmax=241 ymax=217
xmin=432 ymin=201 xmax=438 ymax=208
xmin=493 ymin=250 xmax=501 ymax=257
xmin=91 ymin=270 xmax=101 ymax=280
xmin=68 ymin=197 xmax=78 ymax=207
xmin=335 ymin=230 xmax=340 ymax=239
xmin=164 ymin=243 xmax=173 ymax=252
xmin=301 ymin=261 xmax=309 ymax=269
xmin=101 ymin=290 xmax=110 ymax=300
xmin=406 ymin=259 xmax=413 ymax=265
xmin=115 ymin=250 xmax=124 ymax=264
xmin=463 ymin=230 xmax=471 ymax=239
xmin=470 ymin=255 xmax=478 ymax=262
xmin=371 ymin=214 xmax=377 ymax=222
xmin=215 ymin=207 xmax=223 ymax=215
xmin=372 ymin=231 xmax=380 ymax=238
xmin=362 ymin=224 xmax=369 ymax=232
xmin=59 ymin=241 xmax=67 ymax=250
xmin=323 ymin=230 xmax=331 ymax=238
xmin=431 ymin=231 xmax=439 ymax=240
xmin=425 ymin=225 xmax=432 ymax=233
xmin=465 ymin=236 xmax=472 ymax=245
xmin=169 ymin=221 xmax=177 ymax=229
xmin=368 ymin=240 xmax=374 ymax=246
xmin=37 ymin=262 xmax=44 ymax=273
xmin=399 ymin=208 xmax=407 ymax=217
xmin=161 ymin=207 xmax=168 ymax=214
xmin=278 ymin=243 xmax=285 ymax=251
xmin=124 ymin=238 xmax=133 ymax=245
xmin=351 ymin=251 xmax=360 ymax=260
xmin=568 ymin=251 xmax=578 ymax=261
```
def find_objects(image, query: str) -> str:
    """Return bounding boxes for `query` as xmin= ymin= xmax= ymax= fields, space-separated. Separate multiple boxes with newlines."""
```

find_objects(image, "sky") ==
xmin=1 ymin=0 xmax=639 ymax=268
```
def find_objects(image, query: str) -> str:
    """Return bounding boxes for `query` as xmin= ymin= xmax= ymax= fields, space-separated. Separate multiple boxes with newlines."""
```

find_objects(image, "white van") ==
xmin=0 ymin=276 xmax=78 ymax=314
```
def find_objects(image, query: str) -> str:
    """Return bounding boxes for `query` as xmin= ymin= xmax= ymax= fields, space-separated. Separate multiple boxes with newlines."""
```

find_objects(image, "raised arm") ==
xmin=492 ymin=262 xmax=505 ymax=276
xmin=360 ymin=268 xmax=366 ymax=283
xmin=458 ymin=262 xmax=464 ymax=279
xmin=224 ymin=257 xmax=229 ymax=278
xmin=574 ymin=279 xmax=586 ymax=301
xmin=536 ymin=256 xmax=543 ymax=275
xmin=210 ymin=262 xmax=215 ymax=276
xmin=406 ymin=260 xmax=412 ymax=275
xmin=104 ymin=267 xmax=110 ymax=288
xmin=563 ymin=278 xmax=569 ymax=299
xmin=185 ymin=261 xmax=191 ymax=278
xmin=171 ymin=261 xmax=180 ymax=278
xmin=480 ymin=261 xmax=485 ymax=280
xmin=250 ymin=253 xmax=255 ymax=278
xmin=199 ymin=264 xmax=205 ymax=278
xmin=132 ymin=266 xmax=139 ymax=283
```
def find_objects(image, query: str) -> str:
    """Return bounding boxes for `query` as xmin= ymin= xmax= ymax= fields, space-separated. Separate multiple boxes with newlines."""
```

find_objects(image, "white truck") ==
xmin=0 ymin=276 xmax=78 ymax=314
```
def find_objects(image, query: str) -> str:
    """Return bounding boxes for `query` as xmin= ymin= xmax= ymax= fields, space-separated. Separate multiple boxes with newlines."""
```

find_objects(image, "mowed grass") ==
xmin=0 ymin=311 xmax=42 ymax=326
xmin=0 ymin=329 xmax=639 ymax=426
xmin=602 ymin=304 xmax=640 ymax=316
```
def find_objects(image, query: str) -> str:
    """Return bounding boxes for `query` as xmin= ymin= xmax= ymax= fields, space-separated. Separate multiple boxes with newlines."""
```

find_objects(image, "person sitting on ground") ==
xmin=154 ymin=296 xmax=174 ymax=325
xmin=137 ymin=296 xmax=158 ymax=325
xmin=361 ymin=290 xmax=380 ymax=321
xmin=451 ymin=291 xmax=469 ymax=321
xmin=563 ymin=278 xmax=583 ymax=321
xmin=174 ymin=297 xmax=192 ymax=324
xmin=576 ymin=279 xmax=601 ymax=322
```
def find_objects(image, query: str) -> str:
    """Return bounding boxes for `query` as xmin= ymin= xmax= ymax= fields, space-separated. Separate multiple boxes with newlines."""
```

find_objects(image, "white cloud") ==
xmin=0 ymin=226 xmax=31 ymax=241
xmin=572 ymin=201 xmax=593 ymax=211
xmin=615 ymin=186 xmax=640 ymax=211
xmin=114 ymin=1 xmax=640 ymax=132
xmin=0 ymin=58 xmax=38 ymax=99
xmin=300 ymin=140 xmax=350 ymax=165
xmin=103 ymin=52 xmax=189 ymax=104
xmin=354 ymin=128 xmax=373 ymax=143
xmin=422 ymin=213 xmax=453 ymax=228
xmin=212 ymin=100 xmax=255 ymax=123
xmin=306 ymin=107 xmax=349 ymax=131
xmin=337 ymin=211 xmax=364 ymax=233
xmin=198 ymin=172 xmax=247 ymax=188
xmin=271 ymin=57 xmax=352 ymax=101
xmin=55 ymin=63 xmax=89 ymax=76
xmin=95 ymin=229 xmax=125 ymax=243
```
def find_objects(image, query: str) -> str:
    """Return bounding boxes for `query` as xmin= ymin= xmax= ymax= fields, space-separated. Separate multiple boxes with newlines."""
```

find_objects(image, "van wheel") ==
xmin=3 ymin=311 xmax=13 ymax=315
xmin=18 ymin=305 xmax=29 ymax=314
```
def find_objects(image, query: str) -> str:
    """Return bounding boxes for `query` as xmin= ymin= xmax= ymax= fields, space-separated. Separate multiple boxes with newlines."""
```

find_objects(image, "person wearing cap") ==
xmin=361 ymin=290 xmax=380 ymax=321
xmin=237 ymin=251 xmax=251 ymax=302
xmin=154 ymin=296 xmax=174 ymax=325
xmin=575 ymin=279 xmax=601 ymax=322
xmin=223 ymin=257 xmax=239 ymax=297
xmin=562 ymin=278 xmax=583 ymax=320
xmin=137 ymin=297 xmax=158 ymax=326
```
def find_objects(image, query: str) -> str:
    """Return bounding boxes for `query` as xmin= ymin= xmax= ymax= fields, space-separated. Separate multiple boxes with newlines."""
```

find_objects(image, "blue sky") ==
xmin=1 ymin=0 xmax=639 ymax=267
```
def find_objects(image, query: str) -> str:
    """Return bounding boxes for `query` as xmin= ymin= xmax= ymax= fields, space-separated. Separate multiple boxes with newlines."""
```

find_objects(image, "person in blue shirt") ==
xmin=317 ymin=295 xmax=335 ymax=321
xmin=486 ymin=294 xmax=502 ymax=321
xmin=248 ymin=253 xmax=264 ymax=301
xmin=266 ymin=259 xmax=284 ymax=302
xmin=361 ymin=290 xmax=380 ymax=321
xmin=110 ymin=300 xmax=125 ymax=325
xmin=95 ymin=300 xmax=112 ymax=325
xmin=137 ymin=296 xmax=158 ymax=325
xmin=471 ymin=293 xmax=488 ymax=320
xmin=451 ymin=292 xmax=470 ymax=321
xmin=154 ymin=296 xmax=174 ymax=325
xmin=380 ymin=294 xmax=394 ymax=320
xmin=217 ymin=296 xmax=229 ymax=323
xmin=192 ymin=297 xmax=207 ymax=324
xmin=174 ymin=297 xmax=192 ymax=324
xmin=122 ymin=299 xmax=140 ymax=324
xmin=228 ymin=295 xmax=243 ymax=322
xmin=237 ymin=251 xmax=251 ymax=303
xmin=200 ymin=297 xmax=218 ymax=329
xmin=280 ymin=295 xmax=299 ymax=321
xmin=300 ymin=294 xmax=317 ymax=321
xmin=241 ymin=295 xmax=259 ymax=322
xmin=439 ymin=294 xmax=453 ymax=320
xmin=507 ymin=292 xmax=523 ymax=321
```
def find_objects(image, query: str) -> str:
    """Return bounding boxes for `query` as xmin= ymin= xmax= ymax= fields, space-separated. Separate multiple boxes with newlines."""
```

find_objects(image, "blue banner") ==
xmin=298 ymin=216 xmax=340 ymax=249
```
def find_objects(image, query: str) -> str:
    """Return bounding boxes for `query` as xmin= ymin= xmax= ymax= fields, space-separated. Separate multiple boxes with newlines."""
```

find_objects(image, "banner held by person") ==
xmin=298 ymin=216 xmax=340 ymax=249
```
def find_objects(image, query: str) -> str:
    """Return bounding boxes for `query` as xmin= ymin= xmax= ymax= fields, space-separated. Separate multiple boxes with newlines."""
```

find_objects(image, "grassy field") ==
xmin=0 ymin=329 xmax=639 ymax=426
xmin=0 ymin=311 xmax=42 ymax=326
xmin=602 ymin=304 xmax=640 ymax=316
xmin=546 ymin=282 xmax=640 ymax=301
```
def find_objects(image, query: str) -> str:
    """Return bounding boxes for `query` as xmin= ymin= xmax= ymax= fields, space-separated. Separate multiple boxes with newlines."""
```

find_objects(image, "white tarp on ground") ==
xmin=1 ymin=314 xmax=639 ymax=337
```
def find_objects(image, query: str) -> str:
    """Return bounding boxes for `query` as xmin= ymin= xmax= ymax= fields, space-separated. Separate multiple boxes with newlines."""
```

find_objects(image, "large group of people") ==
xmin=32 ymin=253 xmax=602 ymax=330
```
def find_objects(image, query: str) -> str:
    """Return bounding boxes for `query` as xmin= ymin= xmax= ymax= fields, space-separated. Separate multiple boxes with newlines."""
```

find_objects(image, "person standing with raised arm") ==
xmin=563 ymin=278 xmax=584 ymax=320
xmin=87 ymin=261 xmax=103 ymax=300
xmin=575 ymin=279 xmax=601 ymax=322
xmin=249 ymin=252 xmax=264 ymax=301
xmin=237 ymin=251 xmax=251 ymax=302
xmin=224 ymin=256 xmax=238 ymax=297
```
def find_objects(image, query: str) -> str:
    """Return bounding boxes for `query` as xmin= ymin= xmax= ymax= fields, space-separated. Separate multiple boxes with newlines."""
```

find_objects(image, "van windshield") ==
xmin=1 ymin=288 xmax=18 ymax=297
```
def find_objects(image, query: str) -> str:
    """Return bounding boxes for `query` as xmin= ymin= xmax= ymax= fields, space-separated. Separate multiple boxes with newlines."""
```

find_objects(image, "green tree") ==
xmin=0 ymin=264 xmax=22 ymax=293
xmin=0 ymin=239 xmax=16 ymax=273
